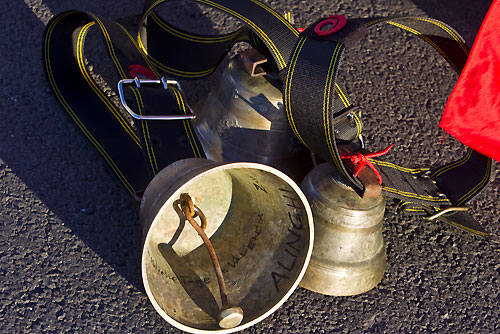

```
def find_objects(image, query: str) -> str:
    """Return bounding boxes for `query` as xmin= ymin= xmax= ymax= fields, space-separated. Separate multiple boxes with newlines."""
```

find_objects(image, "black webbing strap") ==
xmin=44 ymin=3 xmax=493 ymax=235
xmin=139 ymin=0 xmax=299 ymax=76
xmin=285 ymin=16 xmax=493 ymax=235
xmin=43 ymin=11 xmax=150 ymax=195
xmin=43 ymin=11 xmax=208 ymax=195
xmin=43 ymin=1 xmax=300 ymax=195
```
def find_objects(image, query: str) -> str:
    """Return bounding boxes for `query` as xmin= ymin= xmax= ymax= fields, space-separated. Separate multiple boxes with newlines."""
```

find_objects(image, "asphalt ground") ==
xmin=1 ymin=0 xmax=499 ymax=333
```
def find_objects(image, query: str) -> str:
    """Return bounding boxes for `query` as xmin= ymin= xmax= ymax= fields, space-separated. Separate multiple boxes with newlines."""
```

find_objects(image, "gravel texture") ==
xmin=1 ymin=0 xmax=499 ymax=333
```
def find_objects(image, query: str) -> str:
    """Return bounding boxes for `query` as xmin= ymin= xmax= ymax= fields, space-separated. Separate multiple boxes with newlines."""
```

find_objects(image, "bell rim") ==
xmin=141 ymin=160 xmax=314 ymax=334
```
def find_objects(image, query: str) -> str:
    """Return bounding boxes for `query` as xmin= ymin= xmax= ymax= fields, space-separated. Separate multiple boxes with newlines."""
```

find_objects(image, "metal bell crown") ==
xmin=193 ymin=51 xmax=312 ymax=182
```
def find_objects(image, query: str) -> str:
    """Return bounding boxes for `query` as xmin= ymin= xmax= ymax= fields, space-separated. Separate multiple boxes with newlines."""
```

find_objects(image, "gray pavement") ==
xmin=1 ymin=0 xmax=499 ymax=333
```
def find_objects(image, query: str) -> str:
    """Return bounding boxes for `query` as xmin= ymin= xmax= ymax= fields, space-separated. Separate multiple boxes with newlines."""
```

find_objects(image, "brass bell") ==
xmin=193 ymin=49 xmax=312 ymax=182
xmin=299 ymin=163 xmax=386 ymax=296
xmin=140 ymin=158 xmax=313 ymax=332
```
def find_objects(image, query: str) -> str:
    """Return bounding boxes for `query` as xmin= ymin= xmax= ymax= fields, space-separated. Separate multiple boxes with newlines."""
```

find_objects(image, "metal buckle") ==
xmin=423 ymin=206 xmax=468 ymax=221
xmin=117 ymin=77 xmax=196 ymax=121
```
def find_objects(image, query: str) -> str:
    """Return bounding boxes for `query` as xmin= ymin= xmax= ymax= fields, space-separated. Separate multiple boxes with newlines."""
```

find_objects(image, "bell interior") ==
xmin=142 ymin=166 xmax=311 ymax=331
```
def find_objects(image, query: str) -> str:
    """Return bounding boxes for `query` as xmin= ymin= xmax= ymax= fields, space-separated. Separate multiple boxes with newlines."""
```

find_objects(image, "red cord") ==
xmin=340 ymin=145 xmax=393 ymax=184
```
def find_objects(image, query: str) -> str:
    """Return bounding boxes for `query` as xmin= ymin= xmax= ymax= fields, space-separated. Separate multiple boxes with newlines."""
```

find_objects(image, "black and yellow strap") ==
xmin=138 ymin=0 xmax=300 ymax=76
xmin=44 ymin=1 xmax=493 ymax=235
xmin=284 ymin=16 xmax=493 ymax=235
xmin=43 ymin=0 xmax=300 ymax=195
xmin=44 ymin=11 xmax=150 ymax=195
xmin=43 ymin=10 xmax=208 ymax=194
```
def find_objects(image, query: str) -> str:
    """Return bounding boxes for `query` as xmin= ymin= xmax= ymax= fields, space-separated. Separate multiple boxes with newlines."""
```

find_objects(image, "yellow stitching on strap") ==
xmin=456 ymin=158 xmax=491 ymax=206
xmin=431 ymin=148 xmax=473 ymax=178
xmin=92 ymin=16 xmax=127 ymax=78
xmin=352 ymin=112 xmax=362 ymax=138
xmin=324 ymin=44 xmax=343 ymax=172
xmin=406 ymin=208 xmax=426 ymax=212
xmin=248 ymin=0 xmax=299 ymax=37
xmin=411 ymin=17 xmax=469 ymax=56
xmin=370 ymin=159 xmax=429 ymax=174
xmin=76 ymin=22 xmax=141 ymax=147
xmin=45 ymin=15 xmax=135 ymax=194
xmin=130 ymin=87 xmax=159 ymax=174
xmin=171 ymin=88 xmax=200 ymax=158
xmin=173 ymin=88 xmax=202 ymax=158
xmin=335 ymin=83 xmax=351 ymax=106
xmin=150 ymin=11 xmax=244 ymax=43
xmin=438 ymin=214 xmax=489 ymax=236
xmin=285 ymin=37 xmax=309 ymax=148
xmin=383 ymin=186 xmax=450 ymax=202
xmin=195 ymin=0 xmax=285 ymax=68
xmin=144 ymin=0 xmax=285 ymax=68
xmin=137 ymin=31 xmax=217 ymax=78
xmin=386 ymin=21 xmax=459 ymax=73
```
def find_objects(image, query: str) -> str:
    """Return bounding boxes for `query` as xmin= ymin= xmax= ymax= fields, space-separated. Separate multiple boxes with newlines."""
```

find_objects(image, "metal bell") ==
xmin=299 ymin=163 xmax=386 ymax=296
xmin=140 ymin=158 xmax=314 ymax=333
xmin=193 ymin=49 xmax=312 ymax=182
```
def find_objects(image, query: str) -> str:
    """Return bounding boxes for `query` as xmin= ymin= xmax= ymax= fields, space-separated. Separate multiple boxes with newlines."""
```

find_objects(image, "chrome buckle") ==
xmin=117 ymin=77 xmax=195 ymax=121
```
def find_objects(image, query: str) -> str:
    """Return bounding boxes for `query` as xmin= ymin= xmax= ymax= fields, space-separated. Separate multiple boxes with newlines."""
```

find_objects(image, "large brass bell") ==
xmin=193 ymin=50 xmax=311 ymax=182
xmin=299 ymin=163 xmax=386 ymax=296
xmin=140 ymin=158 xmax=313 ymax=333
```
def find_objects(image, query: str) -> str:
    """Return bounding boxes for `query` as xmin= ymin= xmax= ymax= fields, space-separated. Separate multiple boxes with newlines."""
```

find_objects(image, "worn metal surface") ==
xmin=300 ymin=163 xmax=386 ymax=296
xmin=193 ymin=56 xmax=312 ymax=182
xmin=140 ymin=159 xmax=313 ymax=333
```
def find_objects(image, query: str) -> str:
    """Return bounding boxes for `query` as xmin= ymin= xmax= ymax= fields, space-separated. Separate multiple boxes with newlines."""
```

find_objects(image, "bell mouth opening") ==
xmin=141 ymin=162 xmax=313 ymax=333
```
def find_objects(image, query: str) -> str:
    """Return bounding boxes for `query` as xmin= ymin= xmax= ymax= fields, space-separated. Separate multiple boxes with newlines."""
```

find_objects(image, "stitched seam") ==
xmin=335 ymin=83 xmax=351 ymax=105
xmin=386 ymin=21 xmax=459 ymax=73
xmin=77 ymin=22 xmax=141 ymax=147
xmin=92 ymin=16 xmax=127 ymax=78
xmin=456 ymin=158 xmax=491 ymax=205
xmin=411 ymin=17 xmax=469 ymax=56
xmin=137 ymin=33 xmax=216 ymax=77
xmin=406 ymin=208 xmax=426 ymax=212
xmin=285 ymin=37 xmax=309 ymax=148
xmin=130 ymin=87 xmax=159 ymax=174
xmin=248 ymin=0 xmax=299 ymax=37
xmin=335 ymin=88 xmax=348 ymax=107
xmin=45 ymin=15 xmax=135 ymax=194
xmin=144 ymin=0 xmax=285 ymax=68
xmin=195 ymin=0 xmax=286 ymax=68
xmin=431 ymin=149 xmax=473 ymax=178
xmin=370 ymin=159 xmax=429 ymax=174
xmin=383 ymin=186 xmax=450 ymax=202
xmin=365 ymin=18 xmax=392 ymax=27
xmin=324 ymin=43 xmax=343 ymax=172
xmin=116 ymin=23 xmax=162 ymax=78
xmin=150 ymin=11 xmax=244 ymax=43
xmin=172 ymin=88 xmax=202 ymax=158
xmin=93 ymin=16 xmax=163 ymax=171
xmin=352 ymin=112 xmax=362 ymax=138
xmin=438 ymin=215 xmax=489 ymax=236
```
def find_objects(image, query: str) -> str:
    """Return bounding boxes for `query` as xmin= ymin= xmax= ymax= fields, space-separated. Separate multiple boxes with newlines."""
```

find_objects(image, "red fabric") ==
xmin=440 ymin=0 xmax=500 ymax=162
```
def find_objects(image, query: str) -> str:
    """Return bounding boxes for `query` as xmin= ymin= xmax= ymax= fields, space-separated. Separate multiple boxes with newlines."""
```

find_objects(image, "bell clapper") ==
xmin=179 ymin=193 xmax=244 ymax=329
